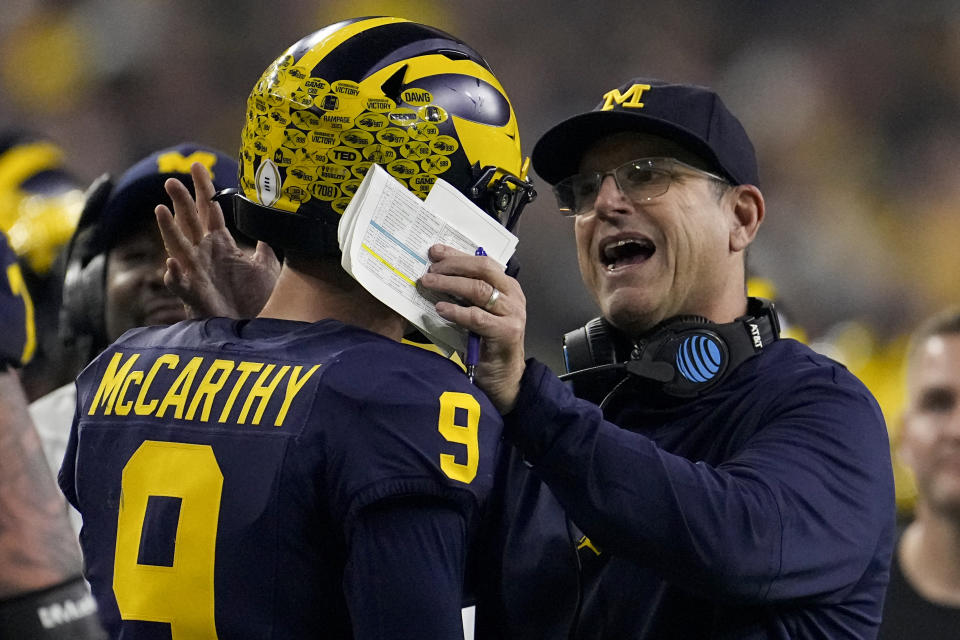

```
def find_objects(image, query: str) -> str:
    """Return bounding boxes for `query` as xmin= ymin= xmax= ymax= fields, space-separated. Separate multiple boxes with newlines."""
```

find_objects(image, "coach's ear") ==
xmin=729 ymin=184 xmax=764 ymax=253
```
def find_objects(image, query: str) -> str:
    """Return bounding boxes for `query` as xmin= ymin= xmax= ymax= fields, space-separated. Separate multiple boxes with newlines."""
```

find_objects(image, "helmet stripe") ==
xmin=288 ymin=17 xmax=408 ymax=74
xmin=305 ymin=21 xmax=485 ymax=83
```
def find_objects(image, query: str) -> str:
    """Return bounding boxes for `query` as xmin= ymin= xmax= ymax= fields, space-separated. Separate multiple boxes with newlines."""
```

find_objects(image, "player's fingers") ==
xmin=164 ymin=178 xmax=204 ymax=245
xmin=163 ymin=258 xmax=187 ymax=291
xmin=190 ymin=162 xmax=227 ymax=233
xmin=156 ymin=206 xmax=195 ymax=265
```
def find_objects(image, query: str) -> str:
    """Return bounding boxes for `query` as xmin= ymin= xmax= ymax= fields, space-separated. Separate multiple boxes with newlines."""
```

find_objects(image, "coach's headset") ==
xmin=560 ymin=296 xmax=780 ymax=406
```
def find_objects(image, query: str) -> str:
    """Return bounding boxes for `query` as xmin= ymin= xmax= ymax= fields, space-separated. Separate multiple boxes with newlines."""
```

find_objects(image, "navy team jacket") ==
xmin=476 ymin=338 xmax=895 ymax=639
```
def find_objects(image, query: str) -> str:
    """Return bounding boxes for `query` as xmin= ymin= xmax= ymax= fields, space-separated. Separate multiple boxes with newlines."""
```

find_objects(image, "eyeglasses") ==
xmin=553 ymin=157 xmax=728 ymax=216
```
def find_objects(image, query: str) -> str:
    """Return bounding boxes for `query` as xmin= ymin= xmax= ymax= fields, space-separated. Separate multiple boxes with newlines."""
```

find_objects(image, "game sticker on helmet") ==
xmin=303 ymin=78 xmax=330 ymax=95
xmin=410 ymin=173 xmax=438 ymax=194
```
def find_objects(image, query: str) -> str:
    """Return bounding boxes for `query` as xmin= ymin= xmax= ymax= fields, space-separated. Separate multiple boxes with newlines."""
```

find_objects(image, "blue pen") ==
xmin=466 ymin=247 xmax=486 ymax=383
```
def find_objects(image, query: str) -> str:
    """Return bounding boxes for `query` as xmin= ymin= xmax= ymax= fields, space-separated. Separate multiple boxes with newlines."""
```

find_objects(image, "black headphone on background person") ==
xmin=60 ymin=174 xmax=114 ymax=358
xmin=560 ymin=297 xmax=781 ymax=405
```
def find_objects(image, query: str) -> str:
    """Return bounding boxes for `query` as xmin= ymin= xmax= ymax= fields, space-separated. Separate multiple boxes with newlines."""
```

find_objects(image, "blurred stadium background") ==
xmin=4 ymin=0 xmax=960 ymax=511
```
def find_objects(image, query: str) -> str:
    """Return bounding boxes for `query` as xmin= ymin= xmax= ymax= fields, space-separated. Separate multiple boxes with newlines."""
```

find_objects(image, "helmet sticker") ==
xmin=362 ymin=144 xmax=398 ymax=164
xmin=327 ymin=146 xmax=361 ymax=165
xmin=430 ymin=136 xmax=459 ymax=155
xmin=364 ymin=97 xmax=396 ymax=112
xmin=351 ymin=162 xmax=373 ymax=179
xmin=401 ymin=88 xmax=433 ymax=106
xmin=421 ymin=155 xmax=452 ymax=174
xmin=386 ymin=159 xmax=418 ymax=179
xmin=376 ymin=127 xmax=409 ymax=146
xmin=331 ymin=80 xmax=362 ymax=98
xmin=318 ymin=163 xmax=351 ymax=182
xmin=310 ymin=181 xmax=340 ymax=201
xmin=255 ymin=159 xmax=281 ymax=207
xmin=387 ymin=108 xmax=418 ymax=126
xmin=340 ymin=129 xmax=375 ymax=148
xmin=399 ymin=141 xmax=431 ymax=161
xmin=418 ymin=105 xmax=448 ymax=124
xmin=356 ymin=112 xmax=389 ymax=131
xmin=408 ymin=122 xmax=439 ymax=141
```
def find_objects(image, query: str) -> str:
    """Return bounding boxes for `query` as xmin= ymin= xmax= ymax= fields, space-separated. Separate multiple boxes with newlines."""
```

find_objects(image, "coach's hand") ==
xmin=156 ymin=162 xmax=279 ymax=319
xmin=421 ymin=244 xmax=526 ymax=413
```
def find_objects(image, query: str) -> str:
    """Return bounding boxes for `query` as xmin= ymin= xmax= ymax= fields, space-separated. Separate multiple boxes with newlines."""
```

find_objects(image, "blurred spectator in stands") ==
xmin=879 ymin=308 xmax=960 ymax=638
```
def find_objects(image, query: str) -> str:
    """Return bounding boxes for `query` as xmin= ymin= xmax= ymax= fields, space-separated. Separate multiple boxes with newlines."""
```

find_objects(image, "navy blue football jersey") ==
xmin=0 ymin=231 xmax=34 ymax=367
xmin=60 ymin=317 xmax=504 ymax=639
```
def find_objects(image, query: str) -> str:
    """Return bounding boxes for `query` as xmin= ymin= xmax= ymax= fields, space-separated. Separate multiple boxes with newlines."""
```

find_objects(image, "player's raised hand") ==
xmin=156 ymin=162 xmax=280 ymax=319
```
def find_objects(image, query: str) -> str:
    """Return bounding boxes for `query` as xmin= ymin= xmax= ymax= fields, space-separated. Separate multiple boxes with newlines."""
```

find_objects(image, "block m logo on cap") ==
xmin=601 ymin=83 xmax=651 ymax=111
xmin=156 ymin=151 xmax=218 ymax=179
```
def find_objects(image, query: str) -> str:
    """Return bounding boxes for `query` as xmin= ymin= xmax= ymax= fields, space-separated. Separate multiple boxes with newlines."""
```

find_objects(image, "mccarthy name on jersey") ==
xmin=84 ymin=349 xmax=319 ymax=428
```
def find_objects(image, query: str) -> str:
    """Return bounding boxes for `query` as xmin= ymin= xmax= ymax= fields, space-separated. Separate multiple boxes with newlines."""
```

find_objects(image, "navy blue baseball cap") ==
xmin=532 ymin=78 xmax=759 ymax=187
xmin=93 ymin=142 xmax=240 ymax=251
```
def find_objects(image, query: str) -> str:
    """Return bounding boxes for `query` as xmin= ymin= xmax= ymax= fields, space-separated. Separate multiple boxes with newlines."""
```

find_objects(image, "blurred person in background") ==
xmin=0 ymin=130 xmax=86 ymax=401
xmin=879 ymin=308 xmax=960 ymax=639
xmin=29 ymin=142 xmax=242 ymax=532
xmin=0 ymin=230 xmax=106 ymax=639
xmin=60 ymin=18 xmax=535 ymax=638
xmin=424 ymin=78 xmax=896 ymax=638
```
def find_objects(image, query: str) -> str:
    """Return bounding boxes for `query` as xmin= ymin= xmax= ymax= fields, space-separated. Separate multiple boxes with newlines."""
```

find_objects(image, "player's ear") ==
xmin=729 ymin=184 xmax=764 ymax=253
